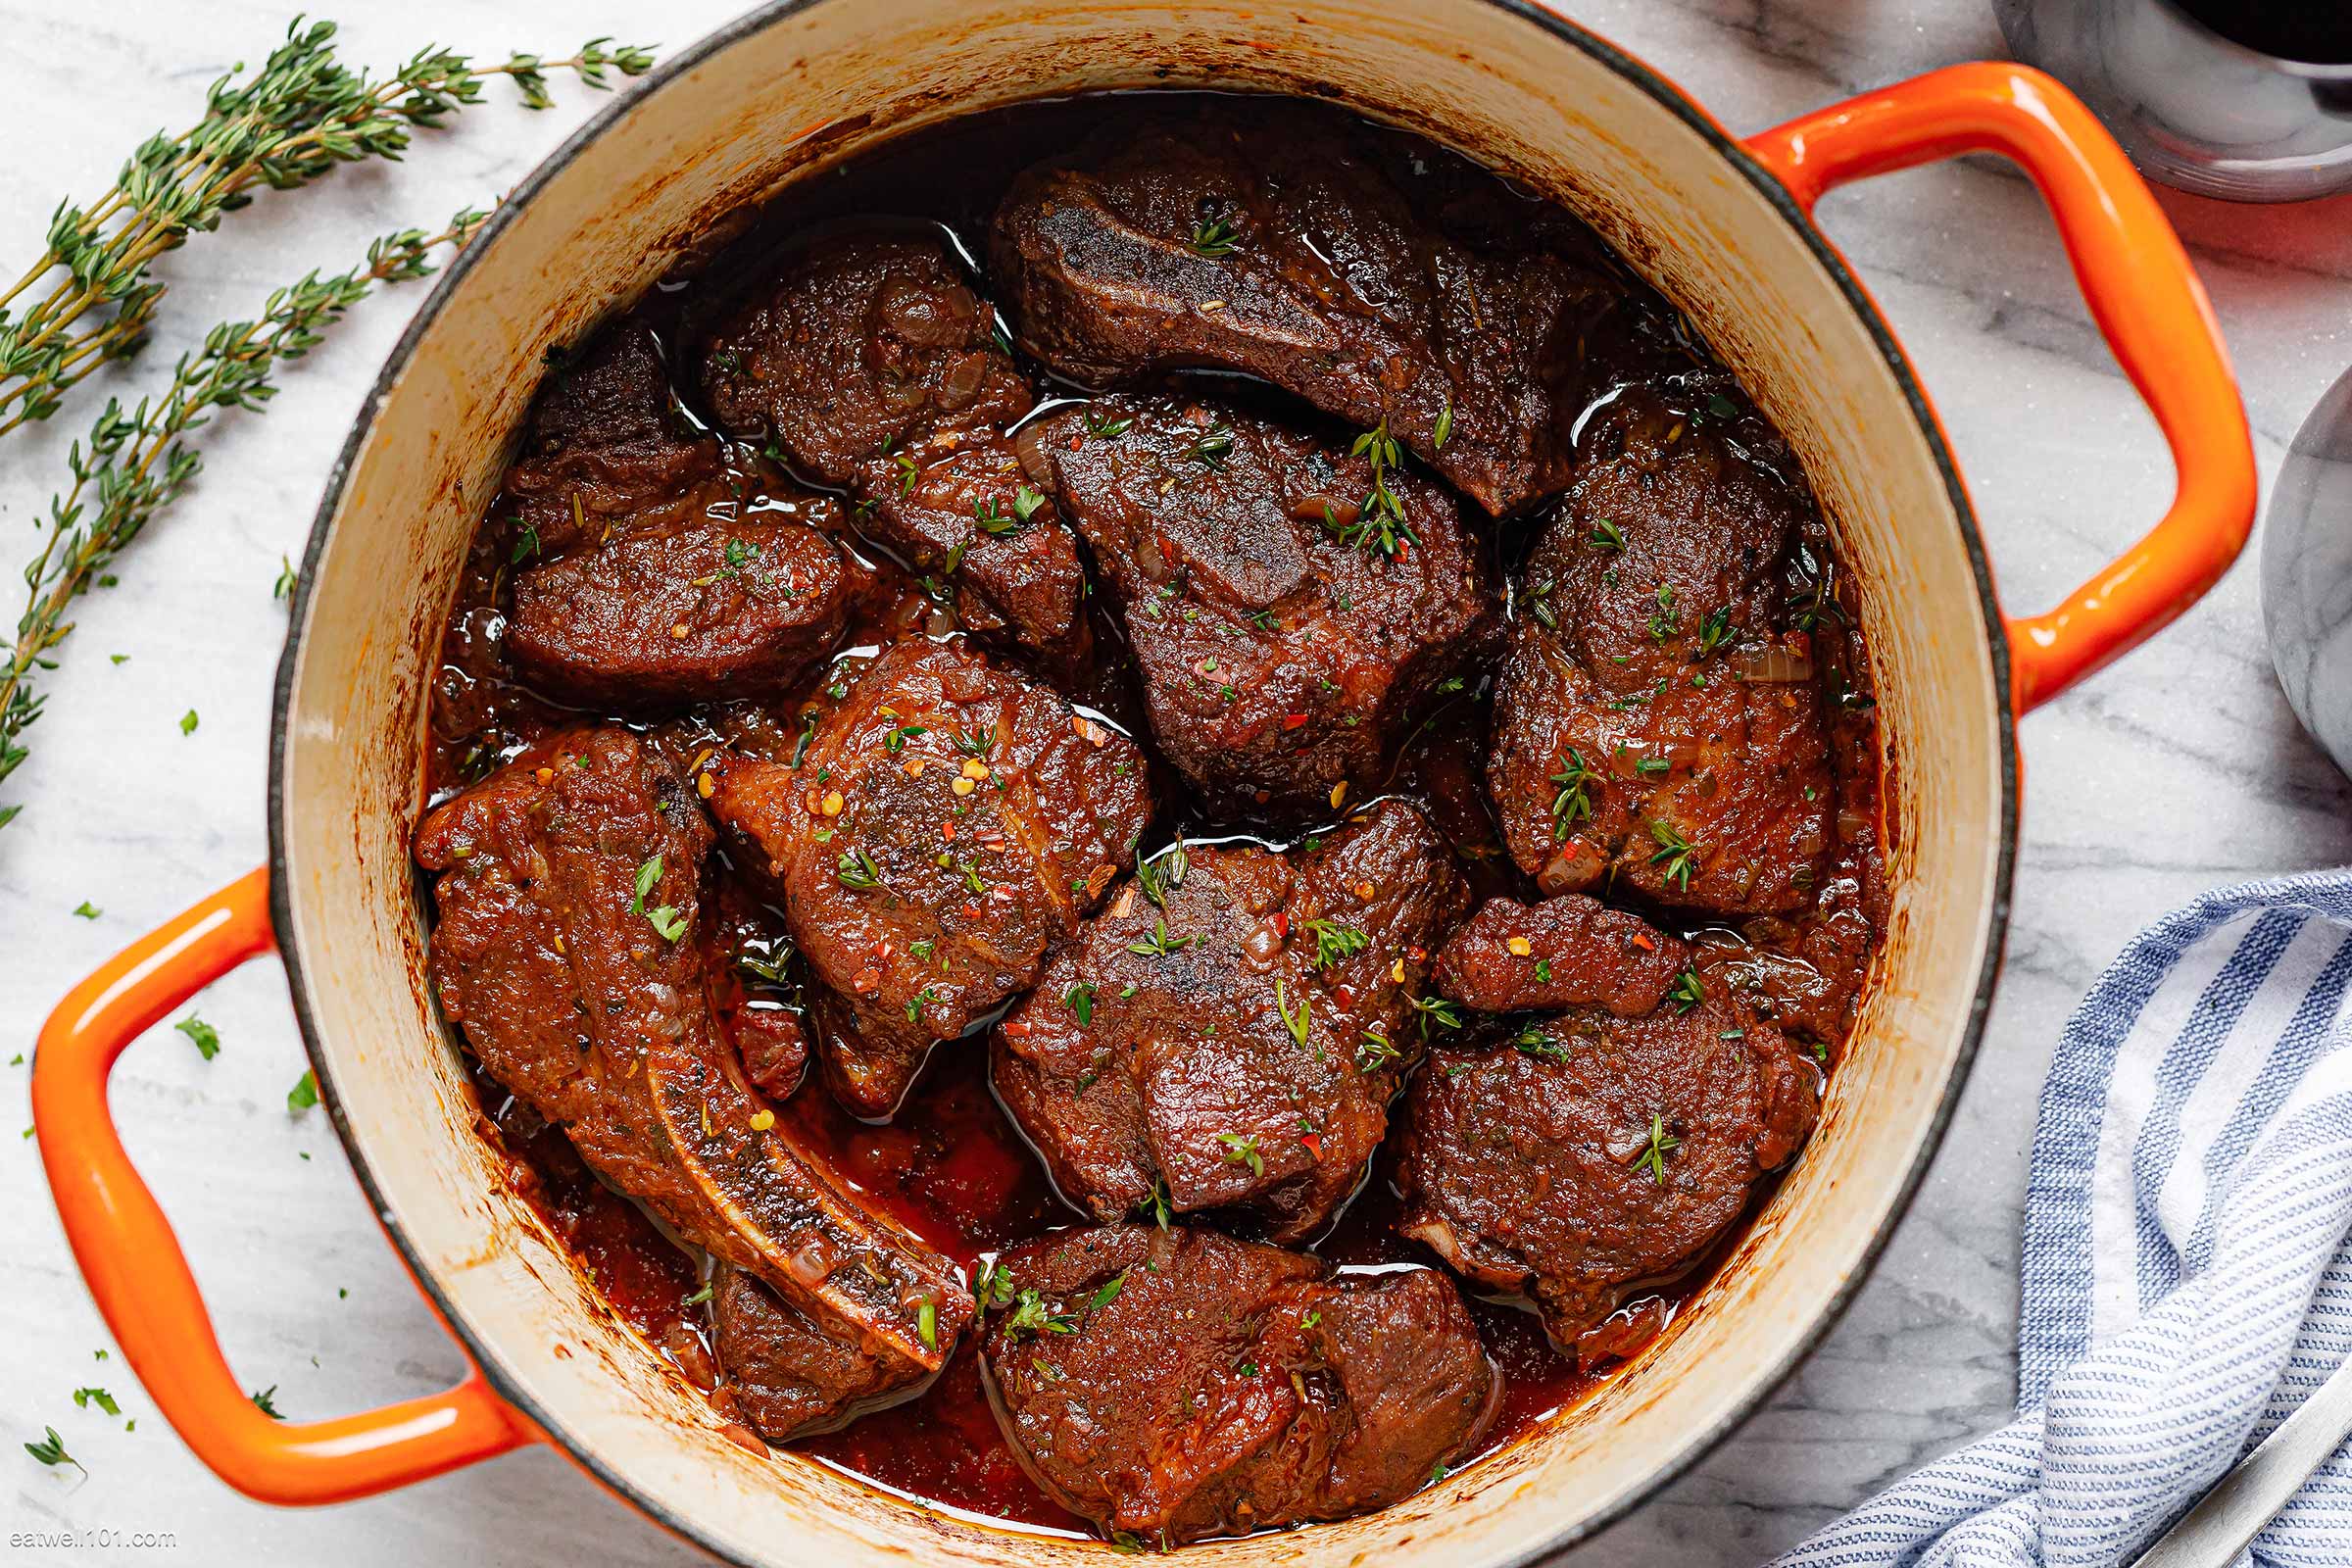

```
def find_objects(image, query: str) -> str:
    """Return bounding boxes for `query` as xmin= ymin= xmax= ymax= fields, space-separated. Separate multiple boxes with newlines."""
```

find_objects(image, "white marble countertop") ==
xmin=4 ymin=1 xmax=2349 ymax=1562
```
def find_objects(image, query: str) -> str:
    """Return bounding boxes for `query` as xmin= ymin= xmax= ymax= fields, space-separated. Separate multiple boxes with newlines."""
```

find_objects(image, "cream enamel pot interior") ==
xmin=34 ymin=2 xmax=2256 ymax=1564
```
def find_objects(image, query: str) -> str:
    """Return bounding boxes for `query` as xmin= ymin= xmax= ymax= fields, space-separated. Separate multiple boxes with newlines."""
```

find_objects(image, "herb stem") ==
xmin=0 ymin=207 xmax=492 ymax=831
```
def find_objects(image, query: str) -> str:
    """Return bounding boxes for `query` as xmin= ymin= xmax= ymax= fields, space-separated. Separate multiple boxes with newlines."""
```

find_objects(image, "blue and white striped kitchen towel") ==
xmin=1776 ymin=872 xmax=2352 ymax=1568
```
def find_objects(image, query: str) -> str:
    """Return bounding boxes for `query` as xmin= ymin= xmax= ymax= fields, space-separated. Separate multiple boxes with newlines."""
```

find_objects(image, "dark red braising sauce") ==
xmin=427 ymin=92 xmax=1879 ymax=1538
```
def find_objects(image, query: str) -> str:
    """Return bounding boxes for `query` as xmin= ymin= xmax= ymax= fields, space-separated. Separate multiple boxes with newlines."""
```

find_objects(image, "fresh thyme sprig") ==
xmin=0 ymin=207 xmax=491 ymax=832
xmin=0 ymin=20 xmax=652 ymax=438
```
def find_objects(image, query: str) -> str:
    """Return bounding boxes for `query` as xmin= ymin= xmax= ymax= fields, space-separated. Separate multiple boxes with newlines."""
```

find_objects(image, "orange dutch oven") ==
xmin=31 ymin=3 xmax=2255 ymax=1564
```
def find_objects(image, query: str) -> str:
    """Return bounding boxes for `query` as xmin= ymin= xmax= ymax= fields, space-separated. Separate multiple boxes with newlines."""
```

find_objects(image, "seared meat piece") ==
xmin=502 ymin=321 xmax=730 ymax=557
xmin=1397 ymin=896 xmax=1820 ymax=1357
xmin=728 ymin=1000 xmax=810 ymax=1102
xmin=979 ymin=1224 xmax=1494 ymax=1544
xmin=1028 ymin=394 xmax=1496 ymax=811
xmin=710 ymin=1266 xmax=928 ymax=1441
xmin=989 ymin=103 xmax=1642 ymax=516
xmin=706 ymin=638 xmax=1153 ymax=1118
xmin=1430 ymin=894 xmax=1685 ymax=1016
xmin=881 ymin=436 xmax=1090 ymax=664
xmin=703 ymin=879 xmax=811 ymax=1102
xmin=698 ymin=230 xmax=1088 ymax=667
xmin=1489 ymin=385 xmax=1835 ymax=915
xmin=509 ymin=514 xmax=849 ymax=710
xmin=992 ymin=799 xmax=1469 ymax=1242
xmin=701 ymin=232 xmax=1032 ymax=478
xmin=413 ymin=727 xmax=971 ymax=1423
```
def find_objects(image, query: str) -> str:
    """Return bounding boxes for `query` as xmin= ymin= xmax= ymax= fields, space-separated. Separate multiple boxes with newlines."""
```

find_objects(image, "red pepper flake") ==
xmin=1281 ymin=712 xmax=1308 ymax=731
xmin=1004 ymin=1018 xmax=1033 ymax=1040
xmin=1270 ymin=911 xmax=1290 ymax=939
xmin=940 ymin=821 xmax=956 ymax=840
xmin=1299 ymin=1133 xmax=1322 ymax=1159
xmin=1630 ymin=931 xmax=1656 ymax=952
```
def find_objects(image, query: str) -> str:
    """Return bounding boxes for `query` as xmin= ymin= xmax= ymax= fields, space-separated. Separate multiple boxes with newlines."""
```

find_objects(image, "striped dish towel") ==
xmin=1774 ymin=873 xmax=2352 ymax=1568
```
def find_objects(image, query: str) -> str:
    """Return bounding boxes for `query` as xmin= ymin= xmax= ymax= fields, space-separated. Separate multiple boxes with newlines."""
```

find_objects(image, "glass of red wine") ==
xmin=1995 ymin=0 xmax=2352 ymax=201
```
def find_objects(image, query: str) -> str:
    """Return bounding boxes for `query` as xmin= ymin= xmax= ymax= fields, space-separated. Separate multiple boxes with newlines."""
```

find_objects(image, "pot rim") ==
xmin=267 ymin=1 xmax=2020 ymax=1560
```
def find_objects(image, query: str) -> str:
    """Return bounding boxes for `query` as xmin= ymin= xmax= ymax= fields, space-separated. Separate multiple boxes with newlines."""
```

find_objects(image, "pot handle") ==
xmin=31 ymin=868 xmax=534 ymax=1504
xmin=1741 ymin=61 xmax=2256 ymax=713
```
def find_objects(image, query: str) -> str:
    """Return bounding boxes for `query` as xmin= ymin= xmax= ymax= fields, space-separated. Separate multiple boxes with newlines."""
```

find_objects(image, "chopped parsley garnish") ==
xmin=975 ymin=1256 xmax=1017 ymax=1309
xmin=1549 ymin=747 xmax=1600 ymax=840
xmin=509 ymin=522 xmax=542 ymax=565
xmin=1648 ymin=582 xmax=1679 ymax=643
xmin=1356 ymin=1029 xmax=1400 ymax=1072
xmin=250 ymin=1386 xmax=284 ymax=1420
xmin=1304 ymin=919 xmax=1367 ymax=969
xmin=1512 ymin=1025 xmax=1571 ymax=1063
xmin=24 ymin=1426 xmax=81 ymax=1474
xmin=287 ymin=1070 xmax=318 ymax=1114
xmin=1433 ymin=401 xmax=1453 ymax=450
xmin=72 ymin=1387 xmax=120 ymax=1417
xmin=1188 ymin=215 xmax=1239 ymax=257
xmin=1275 ymin=976 xmax=1311 ymax=1051
xmin=905 ymin=987 xmax=941 ymax=1023
xmin=178 ymin=709 xmax=199 ymax=736
xmin=1334 ymin=417 xmax=1416 ymax=558
xmin=1135 ymin=842 xmax=1188 ymax=908
xmin=1588 ymin=517 xmax=1627 ymax=551
xmin=884 ymin=723 xmax=928 ymax=754
xmin=174 ymin=1014 xmax=220 ymax=1061
xmin=273 ymin=554 xmax=300 ymax=596
xmin=1668 ymin=969 xmax=1705 ymax=1014
xmin=836 ymin=848 xmax=883 ymax=891
xmin=1409 ymin=993 xmax=1464 ymax=1037
xmin=1184 ymin=422 xmax=1235 ymax=469
xmin=1063 ymin=982 xmax=1097 ymax=1027
xmin=1218 ymin=1131 xmax=1264 ymax=1177
xmin=1004 ymin=1287 xmax=1079 ymax=1341
xmin=1634 ymin=1112 xmax=1681 ymax=1186
xmin=1128 ymin=919 xmax=1194 ymax=957
xmin=1646 ymin=819 xmax=1700 ymax=890
xmin=1696 ymin=604 xmax=1736 ymax=658
xmin=1083 ymin=1269 xmax=1129 ymax=1316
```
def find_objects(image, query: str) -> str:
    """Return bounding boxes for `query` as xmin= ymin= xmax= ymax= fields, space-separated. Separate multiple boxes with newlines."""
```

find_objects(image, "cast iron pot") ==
xmin=34 ymin=3 xmax=2255 ymax=1564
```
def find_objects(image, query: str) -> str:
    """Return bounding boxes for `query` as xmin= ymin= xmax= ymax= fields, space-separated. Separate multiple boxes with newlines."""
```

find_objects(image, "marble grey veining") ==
xmin=2 ymin=2 xmax=2349 ymax=1564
